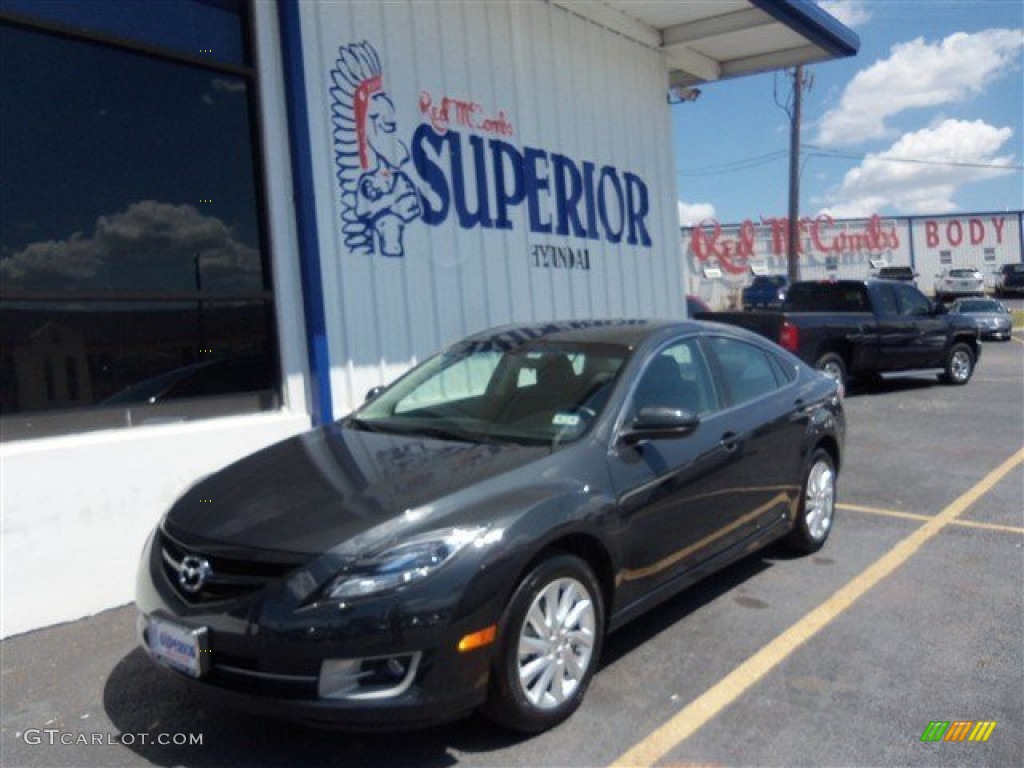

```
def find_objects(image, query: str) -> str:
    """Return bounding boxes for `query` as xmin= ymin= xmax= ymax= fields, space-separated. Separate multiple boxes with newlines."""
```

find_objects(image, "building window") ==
xmin=983 ymin=247 xmax=996 ymax=262
xmin=1 ymin=2 xmax=280 ymax=440
xmin=939 ymin=250 xmax=952 ymax=265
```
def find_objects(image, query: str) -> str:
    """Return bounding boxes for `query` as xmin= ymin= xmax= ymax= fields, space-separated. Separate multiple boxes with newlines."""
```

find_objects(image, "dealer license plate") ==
xmin=147 ymin=618 xmax=210 ymax=678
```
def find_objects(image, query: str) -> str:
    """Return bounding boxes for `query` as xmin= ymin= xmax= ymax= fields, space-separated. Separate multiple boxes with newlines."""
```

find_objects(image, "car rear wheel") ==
xmin=814 ymin=352 xmax=847 ymax=389
xmin=482 ymin=554 xmax=604 ymax=733
xmin=785 ymin=449 xmax=836 ymax=554
xmin=940 ymin=342 xmax=974 ymax=385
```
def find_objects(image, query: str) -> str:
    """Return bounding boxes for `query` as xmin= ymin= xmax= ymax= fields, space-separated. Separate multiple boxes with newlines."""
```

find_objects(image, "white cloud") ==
xmin=817 ymin=28 xmax=1024 ymax=146
xmin=818 ymin=119 xmax=1016 ymax=217
xmin=678 ymin=201 xmax=716 ymax=226
xmin=818 ymin=1 xmax=872 ymax=28
xmin=1 ymin=201 xmax=262 ymax=293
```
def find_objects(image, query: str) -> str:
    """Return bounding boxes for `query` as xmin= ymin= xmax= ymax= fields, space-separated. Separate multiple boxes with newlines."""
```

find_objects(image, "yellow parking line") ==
xmin=611 ymin=447 xmax=1024 ymax=768
xmin=839 ymin=503 xmax=1024 ymax=535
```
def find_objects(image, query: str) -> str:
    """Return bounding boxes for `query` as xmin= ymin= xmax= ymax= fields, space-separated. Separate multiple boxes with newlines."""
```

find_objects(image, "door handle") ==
xmin=720 ymin=432 xmax=740 ymax=452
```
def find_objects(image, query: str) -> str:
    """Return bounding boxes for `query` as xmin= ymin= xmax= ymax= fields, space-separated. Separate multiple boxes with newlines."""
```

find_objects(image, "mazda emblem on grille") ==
xmin=178 ymin=554 xmax=212 ymax=593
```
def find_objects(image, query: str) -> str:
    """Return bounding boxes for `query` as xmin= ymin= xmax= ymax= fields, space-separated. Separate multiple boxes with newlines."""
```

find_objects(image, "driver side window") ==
xmin=895 ymin=284 xmax=931 ymax=316
xmin=630 ymin=339 xmax=718 ymax=419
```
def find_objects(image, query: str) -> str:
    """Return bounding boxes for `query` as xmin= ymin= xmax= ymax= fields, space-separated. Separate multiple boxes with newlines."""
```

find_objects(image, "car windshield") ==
xmin=351 ymin=340 xmax=630 ymax=446
xmin=957 ymin=299 xmax=1002 ymax=313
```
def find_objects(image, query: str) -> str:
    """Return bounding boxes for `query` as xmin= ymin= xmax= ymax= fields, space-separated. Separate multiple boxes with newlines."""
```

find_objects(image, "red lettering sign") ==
xmin=689 ymin=214 xmax=899 ymax=270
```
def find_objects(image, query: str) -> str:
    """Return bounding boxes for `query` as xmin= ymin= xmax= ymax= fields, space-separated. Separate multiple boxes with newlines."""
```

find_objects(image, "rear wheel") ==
xmin=940 ymin=342 xmax=974 ymax=385
xmin=814 ymin=352 xmax=847 ymax=389
xmin=482 ymin=555 xmax=604 ymax=733
xmin=786 ymin=449 xmax=836 ymax=554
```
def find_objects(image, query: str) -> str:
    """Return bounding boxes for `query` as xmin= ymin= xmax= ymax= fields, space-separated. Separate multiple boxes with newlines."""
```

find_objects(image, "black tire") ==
xmin=785 ymin=448 xmax=836 ymax=554
xmin=482 ymin=554 xmax=604 ymax=733
xmin=814 ymin=352 xmax=847 ymax=389
xmin=940 ymin=342 xmax=974 ymax=385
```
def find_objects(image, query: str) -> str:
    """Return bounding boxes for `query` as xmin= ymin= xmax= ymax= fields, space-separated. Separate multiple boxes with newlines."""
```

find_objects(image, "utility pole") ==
xmin=786 ymin=65 xmax=805 ymax=284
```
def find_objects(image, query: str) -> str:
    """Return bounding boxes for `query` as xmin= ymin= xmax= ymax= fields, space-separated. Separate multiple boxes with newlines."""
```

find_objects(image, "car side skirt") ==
xmin=606 ymin=516 xmax=792 ymax=633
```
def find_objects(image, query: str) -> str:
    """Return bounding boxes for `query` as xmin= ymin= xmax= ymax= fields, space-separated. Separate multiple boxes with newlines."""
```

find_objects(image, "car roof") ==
xmin=458 ymin=319 xmax=692 ymax=347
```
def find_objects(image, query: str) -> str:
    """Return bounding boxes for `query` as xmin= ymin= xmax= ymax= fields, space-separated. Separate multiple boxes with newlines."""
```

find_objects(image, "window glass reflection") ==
xmin=0 ymin=15 xmax=278 ymax=437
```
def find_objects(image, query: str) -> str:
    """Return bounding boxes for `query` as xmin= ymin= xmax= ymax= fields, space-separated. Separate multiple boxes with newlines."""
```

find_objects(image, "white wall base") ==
xmin=1 ymin=411 xmax=310 ymax=638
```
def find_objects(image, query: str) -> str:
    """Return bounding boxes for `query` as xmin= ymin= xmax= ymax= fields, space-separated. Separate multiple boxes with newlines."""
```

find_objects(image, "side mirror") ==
xmin=365 ymin=385 xmax=386 ymax=402
xmin=620 ymin=407 xmax=700 ymax=445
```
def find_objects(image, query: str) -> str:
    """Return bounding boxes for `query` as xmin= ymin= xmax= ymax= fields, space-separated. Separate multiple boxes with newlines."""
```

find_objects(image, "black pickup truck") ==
xmin=703 ymin=280 xmax=981 ymax=388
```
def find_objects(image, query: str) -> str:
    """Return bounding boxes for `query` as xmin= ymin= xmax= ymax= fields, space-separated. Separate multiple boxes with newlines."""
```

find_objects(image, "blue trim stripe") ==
xmin=749 ymin=0 xmax=860 ymax=57
xmin=277 ymin=0 xmax=334 ymax=425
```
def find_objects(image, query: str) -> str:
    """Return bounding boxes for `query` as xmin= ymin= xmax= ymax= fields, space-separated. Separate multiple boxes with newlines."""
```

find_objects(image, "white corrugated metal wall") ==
xmin=298 ymin=0 xmax=683 ymax=415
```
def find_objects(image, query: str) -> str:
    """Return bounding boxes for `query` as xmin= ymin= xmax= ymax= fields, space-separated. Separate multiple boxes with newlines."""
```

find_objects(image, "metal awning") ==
xmin=551 ymin=0 xmax=859 ymax=87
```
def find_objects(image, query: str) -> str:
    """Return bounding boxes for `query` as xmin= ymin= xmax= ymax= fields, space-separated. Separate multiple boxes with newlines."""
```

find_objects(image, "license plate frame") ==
xmin=147 ymin=618 xmax=210 ymax=678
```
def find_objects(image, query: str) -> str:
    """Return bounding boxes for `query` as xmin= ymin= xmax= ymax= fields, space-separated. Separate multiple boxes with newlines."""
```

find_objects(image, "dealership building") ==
xmin=0 ymin=1 xmax=858 ymax=636
xmin=683 ymin=211 xmax=1024 ymax=309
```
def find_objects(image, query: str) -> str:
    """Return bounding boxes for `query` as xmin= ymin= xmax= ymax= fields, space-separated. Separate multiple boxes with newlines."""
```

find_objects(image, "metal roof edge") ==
xmin=748 ymin=0 xmax=860 ymax=58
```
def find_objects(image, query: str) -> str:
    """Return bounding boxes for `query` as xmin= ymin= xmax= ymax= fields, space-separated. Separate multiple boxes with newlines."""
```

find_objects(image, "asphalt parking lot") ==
xmin=3 ymin=328 xmax=1022 ymax=768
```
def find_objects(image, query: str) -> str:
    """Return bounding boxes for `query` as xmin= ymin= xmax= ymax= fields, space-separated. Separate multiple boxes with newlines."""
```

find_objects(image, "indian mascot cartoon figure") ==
xmin=331 ymin=41 xmax=421 ymax=258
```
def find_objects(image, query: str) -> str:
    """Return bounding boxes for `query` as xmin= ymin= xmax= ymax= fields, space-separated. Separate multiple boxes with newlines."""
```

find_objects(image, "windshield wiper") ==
xmin=346 ymin=417 xmax=393 ymax=434
xmin=399 ymin=424 xmax=481 ymax=443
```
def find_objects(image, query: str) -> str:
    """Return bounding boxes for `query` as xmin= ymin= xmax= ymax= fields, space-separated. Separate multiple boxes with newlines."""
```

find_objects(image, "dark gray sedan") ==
xmin=949 ymin=298 xmax=1014 ymax=341
xmin=136 ymin=319 xmax=844 ymax=733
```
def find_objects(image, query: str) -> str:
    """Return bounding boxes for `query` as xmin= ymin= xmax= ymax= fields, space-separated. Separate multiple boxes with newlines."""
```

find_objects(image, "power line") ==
xmin=803 ymin=144 xmax=1024 ymax=171
xmin=677 ymin=150 xmax=789 ymax=177
xmin=676 ymin=147 xmax=1023 ymax=178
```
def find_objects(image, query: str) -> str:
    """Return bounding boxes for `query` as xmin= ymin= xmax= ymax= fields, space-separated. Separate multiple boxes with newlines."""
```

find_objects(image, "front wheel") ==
xmin=785 ymin=448 xmax=836 ymax=554
xmin=482 ymin=555 xmax=604 ymax=733
xmin=940 ymin=342 xmax=974 ymax=385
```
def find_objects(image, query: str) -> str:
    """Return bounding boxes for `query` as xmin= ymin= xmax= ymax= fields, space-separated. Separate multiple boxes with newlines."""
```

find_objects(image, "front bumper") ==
xmin=135 ymin=532 xmax=502 ymax=730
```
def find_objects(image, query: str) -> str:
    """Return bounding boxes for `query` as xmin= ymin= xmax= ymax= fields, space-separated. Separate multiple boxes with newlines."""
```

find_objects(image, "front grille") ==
xmin=159 ymin=530 xmax=303 ymax=603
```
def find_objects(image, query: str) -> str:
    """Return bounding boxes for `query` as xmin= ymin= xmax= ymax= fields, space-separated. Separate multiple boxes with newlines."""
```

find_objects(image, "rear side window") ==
xmin=785 ymin=284 xmax=869 ymax=312
xmin=705 ymin=337 xmax=785 ymax=407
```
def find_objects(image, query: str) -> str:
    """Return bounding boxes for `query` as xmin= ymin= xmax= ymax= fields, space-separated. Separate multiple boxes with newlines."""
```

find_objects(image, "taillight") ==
xmin=779 ymin=321 xmax=799 ymax=352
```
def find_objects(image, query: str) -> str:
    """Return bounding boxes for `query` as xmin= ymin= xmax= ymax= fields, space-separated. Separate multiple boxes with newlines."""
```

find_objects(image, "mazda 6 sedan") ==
xmin=137 ymin=319 xmax=845 ymax=733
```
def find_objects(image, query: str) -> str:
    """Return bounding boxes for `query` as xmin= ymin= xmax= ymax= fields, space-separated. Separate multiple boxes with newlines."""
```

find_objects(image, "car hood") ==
xmin=163 ymin=421 xmax=547 ymax=556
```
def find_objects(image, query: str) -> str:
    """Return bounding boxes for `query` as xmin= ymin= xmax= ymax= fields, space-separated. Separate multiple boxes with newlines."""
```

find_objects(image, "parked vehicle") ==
xmin=994 ymin=263 xmax=1024 ymax=298
xmin=703 ymin=280 xmax=981 ymax=388
xmin=875 ymin=266 xmax=917 ymax=284
xmin=137 ymin=319 xmax=844 ymax=733
xmin=934 ymin=267 xmax=984 ymax=302
xmin=742 ymin=275 xmax=788 ymax=310
xmin=948 ymin=297 xmax=1013 ymax=341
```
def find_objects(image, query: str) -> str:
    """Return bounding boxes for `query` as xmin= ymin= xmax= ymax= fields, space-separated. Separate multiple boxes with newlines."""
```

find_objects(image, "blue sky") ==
xmin=673 ymin=0 xmax=1024 ymax=226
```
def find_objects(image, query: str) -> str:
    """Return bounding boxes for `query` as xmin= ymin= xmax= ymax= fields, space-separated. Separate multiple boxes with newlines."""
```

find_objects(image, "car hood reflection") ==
xmin=163 ymin=421 xmax=544 ymax=555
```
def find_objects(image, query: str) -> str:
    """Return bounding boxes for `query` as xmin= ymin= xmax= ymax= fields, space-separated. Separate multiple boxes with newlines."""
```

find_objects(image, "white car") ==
xmin=934 ymin=268 xmax=984 ymax=302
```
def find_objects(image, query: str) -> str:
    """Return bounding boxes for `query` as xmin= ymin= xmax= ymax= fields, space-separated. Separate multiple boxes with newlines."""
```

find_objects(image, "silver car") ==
xmin=948 ymin=298 xmax=1013 ymax=341
xmin=934 ymin=268 xmax=984 ymax=302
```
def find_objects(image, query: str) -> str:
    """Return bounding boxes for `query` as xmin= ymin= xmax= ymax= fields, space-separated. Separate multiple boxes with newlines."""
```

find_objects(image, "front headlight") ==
xmin=325 ymin=527 xmax=485 ymax=600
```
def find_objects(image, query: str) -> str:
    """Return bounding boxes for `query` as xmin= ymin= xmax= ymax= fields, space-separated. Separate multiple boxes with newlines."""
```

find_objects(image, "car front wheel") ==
xmin=482 ymin=554 xmax=604 ymax=733
xmin=785 ymin=448 xmax=836 ymax=554
xmin=940 ymin=343 xmax=974 ymax=385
